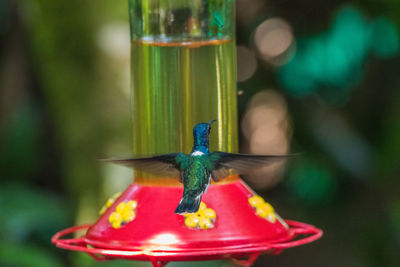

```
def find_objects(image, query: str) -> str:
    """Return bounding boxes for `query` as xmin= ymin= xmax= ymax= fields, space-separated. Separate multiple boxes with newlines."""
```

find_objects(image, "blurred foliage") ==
xmin=279 ymin=6 xmax=399 ymax=103
xmin=1 ymin=0 xmax=400 ymax=266
xmin=0 ymin=185 xmax=68 ymax=267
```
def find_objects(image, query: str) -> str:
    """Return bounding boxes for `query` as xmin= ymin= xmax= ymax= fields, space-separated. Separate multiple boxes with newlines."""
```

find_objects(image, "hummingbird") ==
xmin=103 ymin=120 xmax=291 ymax=214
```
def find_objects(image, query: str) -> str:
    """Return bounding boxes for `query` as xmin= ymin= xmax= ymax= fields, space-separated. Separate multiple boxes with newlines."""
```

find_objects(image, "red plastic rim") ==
xmin=52 ymin=220 xmax=322 ymax=265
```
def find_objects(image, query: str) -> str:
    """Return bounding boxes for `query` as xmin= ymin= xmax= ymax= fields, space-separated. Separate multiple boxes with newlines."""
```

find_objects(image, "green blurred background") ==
xmin=1 ymin=0 xmax=400 ymax=266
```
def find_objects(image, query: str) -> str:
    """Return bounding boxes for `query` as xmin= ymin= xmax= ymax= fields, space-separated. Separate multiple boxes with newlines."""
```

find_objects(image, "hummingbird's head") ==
xmin=192 ymin=119 xmax=216 ymax=150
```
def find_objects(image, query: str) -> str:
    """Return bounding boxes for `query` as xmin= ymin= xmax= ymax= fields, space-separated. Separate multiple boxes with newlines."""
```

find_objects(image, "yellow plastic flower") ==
xmin=184 ymin=214 xmax=199 ymax=228
xmin=108 ymin=200 xmax=138 ymax=229
xmin=198 ymin=217 xmax=213 ymax=229
xmin=109 ymin=212 xmax=122 ymax=229
xmin=116 ymin=202 xmax=126 ymax=213
xmin=200 ymin=208 xmax=216 ymax=220
xmin=125 ymin=200 xmax=137 ymax=210
xmin=99 ymin=192 xmax=122 ymax=215
xmin=248 ymin=195 xmax=264 ymax=207
xmin=199 ymin=202 xmax=207 ymax=210
xmin=122 ymin=210 xmax=135 ymax=221
xmin=248 ymin=195 xmax=276 ymax=223
xmin=184 ymin=202 xmax=216 ymax=229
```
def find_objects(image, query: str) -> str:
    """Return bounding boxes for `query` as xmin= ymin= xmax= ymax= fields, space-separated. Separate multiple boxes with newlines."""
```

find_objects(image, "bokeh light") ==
xmin=241 ymin=90 xmax=290 ymax=189
xmin=236 ymin=0 xmax=267 ymax=28
xmin=97 ymin=22 xmax=131 ymax=98
xmin=253 ymin=18 xmax=295 ymax=66
xmin=98 ymin=23 xmax=130 ymax=61
xmin=236 ymin=45 xmax=258 ymax=82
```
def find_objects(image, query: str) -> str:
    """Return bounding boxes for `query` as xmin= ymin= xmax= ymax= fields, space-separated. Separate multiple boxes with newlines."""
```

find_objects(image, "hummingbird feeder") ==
xmin=52 ymin=1 xmax=322 ymax=266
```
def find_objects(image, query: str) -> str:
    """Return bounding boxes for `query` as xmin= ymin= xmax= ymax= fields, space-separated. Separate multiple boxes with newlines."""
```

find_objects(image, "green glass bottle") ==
xmin=129 ymin=0 xmax=238 ymax=180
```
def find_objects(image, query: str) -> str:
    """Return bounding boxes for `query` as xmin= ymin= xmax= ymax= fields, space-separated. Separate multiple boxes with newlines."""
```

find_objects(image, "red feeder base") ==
xmin=52 ymin=179 xmax=322 ymax=266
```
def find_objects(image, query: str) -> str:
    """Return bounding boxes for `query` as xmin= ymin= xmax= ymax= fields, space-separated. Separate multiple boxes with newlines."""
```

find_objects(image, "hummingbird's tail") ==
xmin=175 ymin=195 xmax=201 ymax=214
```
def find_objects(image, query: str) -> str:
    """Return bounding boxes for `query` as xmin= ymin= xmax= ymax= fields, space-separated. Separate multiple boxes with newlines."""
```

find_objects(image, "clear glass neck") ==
xmin=129 ymin=0 xmax=235 ymax=43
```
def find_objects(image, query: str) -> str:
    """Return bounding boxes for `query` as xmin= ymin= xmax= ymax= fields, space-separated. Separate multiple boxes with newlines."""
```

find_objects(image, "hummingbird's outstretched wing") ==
xmin=100 ymin=153 xmax=188 ymax=178
xmin=208 ymin=152 xmax=293 ymax=181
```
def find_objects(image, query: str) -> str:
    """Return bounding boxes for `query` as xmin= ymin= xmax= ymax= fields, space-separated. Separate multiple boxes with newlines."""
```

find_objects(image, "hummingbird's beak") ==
xmin=208 ymin=119 xmax=216 ymax=125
